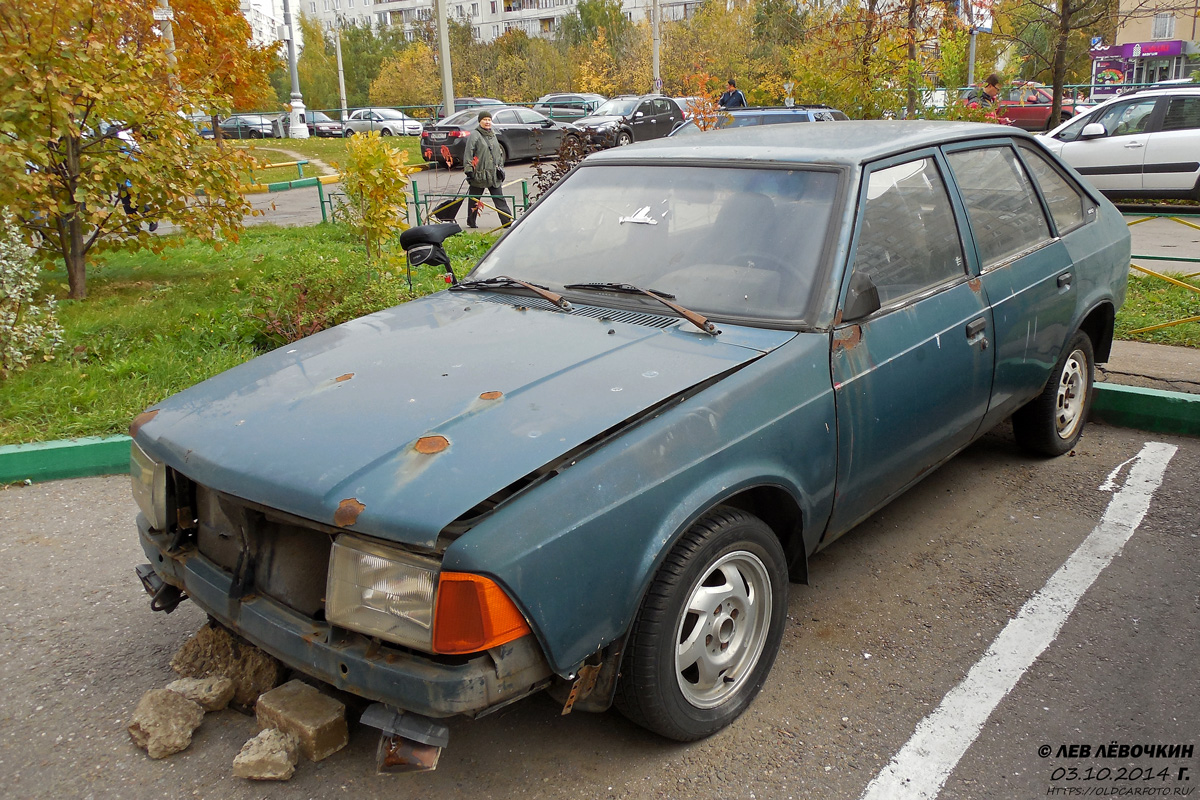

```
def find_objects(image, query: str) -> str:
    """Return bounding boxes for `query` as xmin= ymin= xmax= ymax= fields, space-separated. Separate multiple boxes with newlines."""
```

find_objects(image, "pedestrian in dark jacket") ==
xmin=718 ymin=79 xmax=747 ymax=109
xmin=464 ymin=110 xmax=513 ymax=229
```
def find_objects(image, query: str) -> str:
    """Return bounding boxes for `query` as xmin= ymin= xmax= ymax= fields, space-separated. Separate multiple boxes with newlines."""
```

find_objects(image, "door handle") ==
xmin=1058 ymin=272 xmax=1073 ymax=289
xmin=966 ymin=318 xmax=986 ymax=338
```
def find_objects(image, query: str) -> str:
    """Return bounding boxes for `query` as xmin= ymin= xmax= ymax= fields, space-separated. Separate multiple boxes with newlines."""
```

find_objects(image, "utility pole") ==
xmin=280 ymin=0 xmax=310 ymax=138
xmin=154 ymin=0 xmax=179 ymax=93
xmin=335 ymin=23 xmax=348 ymax=122
xmin=651 ymin=0 xmax=661 ymax=92
xmin=436 ymin=0 xmax=455 ymax=118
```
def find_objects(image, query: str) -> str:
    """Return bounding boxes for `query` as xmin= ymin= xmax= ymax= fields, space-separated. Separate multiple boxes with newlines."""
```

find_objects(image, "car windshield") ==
xmin=377 ymin=108 xmax=407 ymax=119
xmin=593 ymin=98 xmax=639 ymax=117
xmin=470 ymin=164 xmax=840 ymax=323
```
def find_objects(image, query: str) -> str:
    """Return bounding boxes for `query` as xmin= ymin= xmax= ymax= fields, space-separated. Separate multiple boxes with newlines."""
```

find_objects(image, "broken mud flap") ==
xmin=135 ymin=563 xmax=188 ymax=614
xmin=360 ymin=704 xmax=450 ymax=773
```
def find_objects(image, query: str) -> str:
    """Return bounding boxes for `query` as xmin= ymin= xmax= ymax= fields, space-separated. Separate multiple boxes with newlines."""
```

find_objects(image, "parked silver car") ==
xmin=343 ymin=108 xmax=424 ymax=137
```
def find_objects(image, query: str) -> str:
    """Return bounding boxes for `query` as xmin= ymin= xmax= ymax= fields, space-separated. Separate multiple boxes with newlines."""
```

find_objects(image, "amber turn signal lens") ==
xmin=432 ymin=572 xmax=531 ymax=654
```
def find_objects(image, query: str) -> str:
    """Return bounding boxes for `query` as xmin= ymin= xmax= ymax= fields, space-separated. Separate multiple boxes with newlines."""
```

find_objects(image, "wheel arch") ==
xmin=1078 ymin=301 xmax=1116 ymax=363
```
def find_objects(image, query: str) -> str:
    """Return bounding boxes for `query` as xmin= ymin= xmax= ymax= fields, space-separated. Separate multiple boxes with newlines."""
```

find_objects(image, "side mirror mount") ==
xmin=1080 ymin=122 xmax=1107 ymax=140
xmin=633 ymin=111 xmax=644 ymax=119
xmin=843 ymin=272 xmax=882 ymax=321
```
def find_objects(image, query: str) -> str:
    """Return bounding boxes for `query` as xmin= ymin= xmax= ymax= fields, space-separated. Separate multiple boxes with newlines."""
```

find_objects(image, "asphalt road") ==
xmin=1 ymin=420 xmax=1196 ymax=799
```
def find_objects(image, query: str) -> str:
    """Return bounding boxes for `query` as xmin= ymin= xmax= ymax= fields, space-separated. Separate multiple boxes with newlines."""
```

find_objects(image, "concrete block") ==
xmin=256 ymin=679 xmax=348 ymax=762
xmin=127 ymin=689 xmax=205 ymax=759
xmin=165 ymin=676 xmax=236 ymax=712
xmin=170 ymin=623 xmax=284 ymax=708
xmin=233 ymin=728 xmax=300 ymax=781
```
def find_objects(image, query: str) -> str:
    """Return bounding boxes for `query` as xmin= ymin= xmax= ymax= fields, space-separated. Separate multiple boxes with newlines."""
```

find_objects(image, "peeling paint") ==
xmin=968 ymin=277 xmax=982 ymax=292
xmin=415 ymin=435 xmax=450 ymax=454
xmin=479 ymin=391 xmax=503 ymax=400
xmin=832 ymin=325 xmax=863 ymax=350
xmin=129 ymin=409 xmax=159 ymax=437
xmin=334 ymin=498 xmax=366 ymax=527
xmin=336 ymin=373 xmax=355 ymax=383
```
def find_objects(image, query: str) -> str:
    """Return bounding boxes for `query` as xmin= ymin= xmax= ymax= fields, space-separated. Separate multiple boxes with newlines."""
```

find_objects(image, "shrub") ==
xmin=333 ymin=133 xmax=419 ymax=259
xmin=0 ymin=211 xmax=63 ymax=378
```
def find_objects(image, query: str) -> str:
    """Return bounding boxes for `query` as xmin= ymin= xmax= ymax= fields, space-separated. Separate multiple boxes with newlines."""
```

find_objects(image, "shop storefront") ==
xmin=1089 ymin=39 xmax=1199 ymax=98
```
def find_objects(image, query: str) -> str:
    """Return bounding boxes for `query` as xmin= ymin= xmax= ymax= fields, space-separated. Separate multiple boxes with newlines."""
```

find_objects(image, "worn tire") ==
xmin=614 ymin=506 xmax=787 ymax=741
xmin=1013 ymin=330 xmax=1095 ymax=456
xmin=617 ymin=130 xmax=633 ymax=147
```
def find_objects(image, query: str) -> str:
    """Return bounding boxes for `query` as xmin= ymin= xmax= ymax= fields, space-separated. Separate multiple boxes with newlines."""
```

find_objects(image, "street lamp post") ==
xmin=280 ymin=0 xmax=310 ymax=139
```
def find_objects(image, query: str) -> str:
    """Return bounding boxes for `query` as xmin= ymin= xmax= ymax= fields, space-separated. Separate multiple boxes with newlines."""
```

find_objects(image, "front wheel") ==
xmin=614 ymin=506 xmax=787 ymax=741
xmin=1013 ymin=330 xmax=1095 ymax=455
xmin=380 ymin=128 xmax=393 ymax=136
xmin=616 ymin=130 xmax=633 ymax=147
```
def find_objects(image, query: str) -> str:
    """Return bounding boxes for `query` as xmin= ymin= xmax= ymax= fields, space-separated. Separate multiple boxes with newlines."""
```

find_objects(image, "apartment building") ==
xmin=240 ymin=0 xmax=283 ymax=44
xmin=1090 ymin=0 xmax=1199 ymax=96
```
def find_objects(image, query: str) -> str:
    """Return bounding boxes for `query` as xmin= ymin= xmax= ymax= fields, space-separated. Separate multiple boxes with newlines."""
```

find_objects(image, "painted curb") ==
xmin=1 ymin=384 xmax=1195 ymax=486
xmin=1091 ymin=382 xmax=1200 ymax=436
xmin=0 ymin=435 xmax=130 ymax=485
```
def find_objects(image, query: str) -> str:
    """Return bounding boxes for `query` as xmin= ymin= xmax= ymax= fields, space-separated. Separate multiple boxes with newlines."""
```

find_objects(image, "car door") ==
xmin=827 ymin=152 xmax=994 ymax=540
xmin=630 ymin=100 xmax=656 ymax=141
xmin=999 ymin=87 xmax=1044 ymax=130
xmin=1057 ymin=95 xmax=1159 ymax=193
xmin=1141 ymin=94 xmax=1200 ymax=194
xmin=491 ymin=109 xmax=526 ymax=159
xmin=943 ymin=141 xmax=1081 ymax=428
xmin=519 ymin=108 xmax=561 ymax=159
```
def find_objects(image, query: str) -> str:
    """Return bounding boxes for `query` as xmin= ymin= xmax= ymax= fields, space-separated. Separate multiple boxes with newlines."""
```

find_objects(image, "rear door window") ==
xmin=946 ymin=146 xmax=1053 ymax=269
xmin=850 ymin=157 xmax=967 ymax=306
xmin=1016 ymin=145 xmax=1092 ymax=234
xmin=1160 ymin=96 xmax=1200 ymax=132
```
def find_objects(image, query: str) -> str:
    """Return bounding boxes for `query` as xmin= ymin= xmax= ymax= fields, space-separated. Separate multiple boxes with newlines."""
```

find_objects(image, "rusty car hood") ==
xmin=135 ymin=292 xmax=795 ymax=549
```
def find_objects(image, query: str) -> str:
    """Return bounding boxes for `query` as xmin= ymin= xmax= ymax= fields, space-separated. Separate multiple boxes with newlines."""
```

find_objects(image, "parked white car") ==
xmin=1041 ymin=86 xmax=1200 ymax=201
xmin=343 ymin=108 xmax=424 ymax=137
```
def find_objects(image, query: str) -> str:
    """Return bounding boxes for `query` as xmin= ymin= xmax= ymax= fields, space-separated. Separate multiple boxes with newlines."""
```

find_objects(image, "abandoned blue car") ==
xmin=131 ymin=122 xmax=1130 ymax=749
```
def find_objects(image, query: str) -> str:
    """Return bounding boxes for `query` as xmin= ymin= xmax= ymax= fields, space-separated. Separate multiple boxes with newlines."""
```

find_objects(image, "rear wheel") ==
xmin=498 ymin=142 xmax=509 ymax=164
xmin=1013 ymin=330 xmax=1094 ymax=455
xmin=614 ymin=506 xmax=787 ymax=741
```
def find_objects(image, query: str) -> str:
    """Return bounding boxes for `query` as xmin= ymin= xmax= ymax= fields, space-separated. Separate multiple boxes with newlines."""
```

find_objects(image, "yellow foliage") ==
xmin=370 ymin=42 xmax=440 ymax=107
xmin=333 ymin=134 xmax=419 ymax=259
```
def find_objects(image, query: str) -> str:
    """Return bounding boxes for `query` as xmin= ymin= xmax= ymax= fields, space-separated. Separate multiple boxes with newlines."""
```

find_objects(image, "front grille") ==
xmin=194 ymin=485 xmax=333 ymax=618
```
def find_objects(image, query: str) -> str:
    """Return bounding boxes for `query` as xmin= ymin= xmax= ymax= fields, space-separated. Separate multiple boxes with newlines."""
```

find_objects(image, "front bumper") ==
xmin=137 ymin=514 xmax=553 ymax=718
xmin=583 ymin=128 xmax=619 ymax=148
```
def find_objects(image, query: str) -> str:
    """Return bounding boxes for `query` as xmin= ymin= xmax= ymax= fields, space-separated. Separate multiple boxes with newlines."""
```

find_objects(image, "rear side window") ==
xmin=851 ymin=157 xmax=966 ymax=306
xmin=1018 ymin=145 xmax=1089 ymax=234
xmin=946 ymin=146 xmax=1052 ymax=269
xmin=1160 ymin=97 xmax=1200 ymax=132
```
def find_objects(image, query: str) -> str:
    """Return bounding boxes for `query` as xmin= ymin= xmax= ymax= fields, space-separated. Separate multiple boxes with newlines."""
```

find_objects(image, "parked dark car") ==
xmin=131 ymin=122 xmax=1129 ymax=752
xmin=669 ymin=105 xmax=849 ymax=136
xmin=420 ymin=105 xmax=582 ymax=168
xmin=434 ymin=97 xmax=505 ymax=120
xmin=576 ymin=94 xmax=685 ymax=147
xmin=218 ymin=114 xmax=282 ymax=139
xmin=282 ymin=109 xmax=344 ymax=138
xmin=532 ymin=93 xmax=607 ymax=121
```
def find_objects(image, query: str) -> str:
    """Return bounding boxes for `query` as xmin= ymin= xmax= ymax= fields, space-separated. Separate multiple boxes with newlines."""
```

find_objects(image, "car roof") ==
xmin=587 ymin=120 xmax=1032 ymax=167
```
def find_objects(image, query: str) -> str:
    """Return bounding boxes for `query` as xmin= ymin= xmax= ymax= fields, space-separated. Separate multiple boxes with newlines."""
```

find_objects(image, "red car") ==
xmin=962 ymin=81 xmax=1089 ymax=131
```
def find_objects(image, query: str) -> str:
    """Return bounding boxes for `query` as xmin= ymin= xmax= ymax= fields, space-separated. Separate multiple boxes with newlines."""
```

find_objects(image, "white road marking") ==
xmin=859 ymin=441 xmax=1178 ymax=800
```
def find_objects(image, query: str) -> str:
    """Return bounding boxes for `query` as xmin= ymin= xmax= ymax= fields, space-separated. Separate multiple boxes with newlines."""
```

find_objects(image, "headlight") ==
xmin=327 ymin=534 xmax=533 ymax=655
xmin=130 ymin=441 xmax=170 ymax=530
xmin=327 ymin=535 xmax=438 ymax=650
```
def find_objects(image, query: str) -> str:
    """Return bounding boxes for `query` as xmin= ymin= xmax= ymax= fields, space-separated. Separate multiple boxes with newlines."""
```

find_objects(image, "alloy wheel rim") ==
xmin=674 ymin=551 xmax=771 ymax=709
xmin=1055 ymin=349 xmax=1087 ymax=439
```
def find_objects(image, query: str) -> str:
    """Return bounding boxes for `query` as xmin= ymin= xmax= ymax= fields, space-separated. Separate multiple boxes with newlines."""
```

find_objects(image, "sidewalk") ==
xmin=1101 ymin=340 xmax=1200 ymax=395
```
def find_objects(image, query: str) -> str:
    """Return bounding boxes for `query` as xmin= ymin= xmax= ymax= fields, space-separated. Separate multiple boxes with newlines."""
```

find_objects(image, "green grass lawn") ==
xmin=0 ymin=224 xmax=495 ymax=446
xmin=2 ymin=227 xmax=1196 ymax=447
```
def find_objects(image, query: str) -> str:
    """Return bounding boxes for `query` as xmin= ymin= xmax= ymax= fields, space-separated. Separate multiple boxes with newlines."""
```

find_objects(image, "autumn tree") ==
xmin=149 ymin=0 xmax=280 ymax=140
xmin=0 ymin=0 xmax=255 ymax=299
xmin=338 ymin=21 xmax=411 ymax=108
xmin=297 ymin=13 xmax=340 ymax=111
xmin=370 ymin=42 xmax=441 ymax=107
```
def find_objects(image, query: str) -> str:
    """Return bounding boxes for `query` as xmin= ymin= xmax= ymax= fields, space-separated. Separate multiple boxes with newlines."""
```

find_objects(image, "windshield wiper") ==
xmin=451 ymin=276 xmax=571 ymax=311
xmin=563 ymin=282 xmax=718 ymax=336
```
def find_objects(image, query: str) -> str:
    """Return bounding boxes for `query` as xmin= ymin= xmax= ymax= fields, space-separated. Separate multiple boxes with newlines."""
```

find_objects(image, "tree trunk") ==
xmin=1050 ymin=2 xmax=1072 ymax=126
xmin=66 ymin=216 xmax=87 ymax=300
xmin=212 ymin=113 xmax=224 ymax=146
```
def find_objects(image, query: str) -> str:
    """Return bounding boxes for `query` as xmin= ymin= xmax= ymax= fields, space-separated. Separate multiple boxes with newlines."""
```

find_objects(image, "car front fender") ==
xmin=442 ymin=333 xmax=838 ymax=676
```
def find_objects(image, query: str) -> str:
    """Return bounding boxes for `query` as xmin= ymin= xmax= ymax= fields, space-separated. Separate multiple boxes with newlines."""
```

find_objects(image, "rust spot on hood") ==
xmin=414 ymin=435 xmax=450 ymax=454
xmin=129 ymin=409 xmax=159 ymax=437
xmin=335 ymin=373 xmax=355 ymax=382
xmin=832 ymin=324 xmax=862 ymax=350
xmin=479 ymin=391 xmax=503 ymax=400
xmin=334 ymin=498 xmax=366 ymax=527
